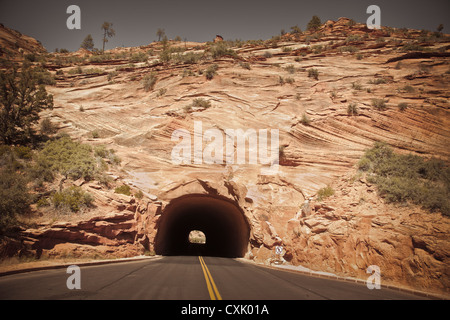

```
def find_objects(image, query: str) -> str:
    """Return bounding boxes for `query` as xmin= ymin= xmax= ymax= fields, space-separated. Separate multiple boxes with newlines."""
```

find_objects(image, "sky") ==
xmin=0 ymin=0 xmax=449 ymax=52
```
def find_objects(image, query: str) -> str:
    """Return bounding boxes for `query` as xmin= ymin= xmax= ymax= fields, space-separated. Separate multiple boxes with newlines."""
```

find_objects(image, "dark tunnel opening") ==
xmin=154 ymin=194 xmax=250 ymax=258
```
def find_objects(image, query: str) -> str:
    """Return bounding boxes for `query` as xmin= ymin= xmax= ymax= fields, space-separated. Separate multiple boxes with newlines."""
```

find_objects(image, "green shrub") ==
xmin=40 ymin=118 xmax=56 ymax=135
xmin=91 ymin=130 xmax=100 ymax=138
xmin=210 ymin=42 xmax=236 ymax=59
xmin=142 ymin=72 xmax=157 ymax=91
xmin=317 ymin=186 xmax=334 ymax=201
xmin=68 ymin=66 xmax=83 ymax=75
xmin=34 ymin=136 xmax=98 ymax=181
xmin=175 ymin=52 xmax=203 ymax=64
xmin=371 ymin=98 xmax=387 ymax=111
xmin=0 ymin=168 xmax=31 ymax=218
xmin=94 ymin=145 xmax=121 ymax=166
xmin=308 ymin=68 xmax=319 ymax=80
xmin=285 ymin=65 xmax=296 ymax=74
xmin=52 ymin=186 xmax=94 ymax=212
xmin=369 ymin=78 xmax=387 ymax=85
xmin=347 ymin=103 xmax=358 ymax=115
xmin=115 ymin=184 xmax=131 ymax=196
xmin=358 ymin=142 xmax=450 ymax=216
xmin=398 ymin=102 xmax=408 ymax=111
xmin=300 ymin=113 xmax=311 ymax=125
xmin=205 ymin=64 xmax=218 ymax=80
xmin=135 ymin=190 xmax=144 ymax=200
xmin=189 ymin=98 xmax=212 ymax=110
xmin=129 ymin=52 xmax=148 ymax=63
xmin=339 ymin=46 xmax=359 ymax=53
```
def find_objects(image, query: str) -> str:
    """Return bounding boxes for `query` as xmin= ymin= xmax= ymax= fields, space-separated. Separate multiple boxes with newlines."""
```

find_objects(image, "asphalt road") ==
xmin=0 ymin=256 xmax=427 ymax=300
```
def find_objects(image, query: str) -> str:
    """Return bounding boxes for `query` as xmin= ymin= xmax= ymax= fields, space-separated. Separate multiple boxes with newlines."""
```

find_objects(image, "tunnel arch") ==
xmin=154 ymin=194 xmax=250 ymax=257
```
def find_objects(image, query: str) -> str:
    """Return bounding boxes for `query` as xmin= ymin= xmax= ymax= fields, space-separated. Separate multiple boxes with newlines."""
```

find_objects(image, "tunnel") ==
xmin=154 ymin=194 xmax=250 ymax=257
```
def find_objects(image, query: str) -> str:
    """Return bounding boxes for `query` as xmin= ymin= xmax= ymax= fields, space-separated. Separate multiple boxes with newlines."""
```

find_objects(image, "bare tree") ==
xmin=101 ymin=22 xmax=115 ymax=52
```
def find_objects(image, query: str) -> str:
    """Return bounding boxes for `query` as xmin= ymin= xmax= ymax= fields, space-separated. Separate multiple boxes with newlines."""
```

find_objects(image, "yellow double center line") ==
xmin=198 ymin=256 xmax=222 ymax=300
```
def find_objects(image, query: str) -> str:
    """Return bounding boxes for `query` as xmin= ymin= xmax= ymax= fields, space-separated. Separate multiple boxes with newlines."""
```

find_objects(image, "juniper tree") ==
xmin=81 ymin=34 xmax=94 ymax=50
xmin=0 ymin=65 xmax=54 ymax=145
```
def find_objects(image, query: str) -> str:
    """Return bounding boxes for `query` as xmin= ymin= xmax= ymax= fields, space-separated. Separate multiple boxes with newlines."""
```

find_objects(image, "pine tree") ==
xmin=0 ymin=65 xmax=54 ymax=145
xmin=307 ymin=15 xmax=322 ymax=31
xmin=81 ymin=34 xmax=94 ymax=50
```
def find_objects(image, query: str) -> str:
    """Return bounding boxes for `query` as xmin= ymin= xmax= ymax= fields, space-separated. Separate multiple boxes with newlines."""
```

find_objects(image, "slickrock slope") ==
xmin=1 ymin=18 xmax=449 ymax=296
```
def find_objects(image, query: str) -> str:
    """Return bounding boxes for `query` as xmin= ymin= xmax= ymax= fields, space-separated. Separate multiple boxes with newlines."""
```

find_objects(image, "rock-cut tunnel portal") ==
xmin=154 ymin=194 xmax=250 ymax=258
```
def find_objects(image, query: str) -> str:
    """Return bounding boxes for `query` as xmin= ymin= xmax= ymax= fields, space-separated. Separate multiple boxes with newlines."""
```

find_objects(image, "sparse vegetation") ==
xmin=285 ymin=65 xmax=296 ymax=74
xmin=115 ymin=184 xmax=131 ymax=196
xmin=52 ymin=186 xmax=94 ymax=213
xmin=317 ymin=186 xmax=334 ymax=201
xmin=210 ymin=42 xmax=236 ymax=59
xmin=358 ymin=142 xmax=450 ymax=216
xmin=398 ymin=102 xmax=408 ymax=111
xmin=308 ymin=68 xmax=319 ymax=80
xmin=142 ymin=72 xmax=157 ymax=91
xmin=205 ymin=64 xmax=218 ymax=80
xmin=189 ymin=98 xmax=212 ymax=110
xmin=347 ymin=103 xmax=358 ymax=115
xmin=371 ymin=98 xmax=387 ymax=111
xmin=300 ymin=113 xmax=311 ymax=125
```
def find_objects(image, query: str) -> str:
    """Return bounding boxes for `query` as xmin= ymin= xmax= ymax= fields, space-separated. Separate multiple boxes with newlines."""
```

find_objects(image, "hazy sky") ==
xmin=0 ymin=0 xmax=449 ymax=52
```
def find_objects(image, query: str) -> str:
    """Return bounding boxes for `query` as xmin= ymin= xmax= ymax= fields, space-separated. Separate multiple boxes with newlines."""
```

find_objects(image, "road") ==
xmin=0 ymin=256 xmax=427 ymax=300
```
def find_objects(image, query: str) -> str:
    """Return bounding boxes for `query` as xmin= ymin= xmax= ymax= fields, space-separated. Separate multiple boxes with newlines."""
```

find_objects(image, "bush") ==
xmin=358 ymin=142 xmax=450 ymax=216
xmin=205 ymin=64 xmax=218 ymax=80
xmin=115 ymin=184 xmax=131 ymax=196
xmin=300 ymin=113 xmax=311 ymax=125
xmin=68 ymin=66 xmax=83 ymax=75
xmin=0 ymin=168 xmax=31 ymax=219
xmin=34 ymin=136 xmax=98 ymax=181
xmin=129 ymin=52 xmax=148 ymax=63
xmin=347 ymin=103 xmax=358 ymax=115
xmin=175 ymin=52 xmax=203 ymax=64
xmin=142 ymin=72 xmax=157 ymax=91
xmin=317 ymin=186 xmax=334 ymax=201
xmin=210 ymin=42 xmax=236 ymax=59
xmin=52 ymin=186 xmax=94 ymax=213
xmin=339 ymin=46 xmax=359 ymax=53
xmin=285 ymin=65 xmax=296 ymax=74
xmin=40 ymin=118 xmax=57 ymax=135
xmin=371 ymin=98 xmax=387 ymax=111
xmin=192 ymin=98 xmax=211 ymax=109
xmin=308 ymin=68 xmax=319 ymax=80
xmin=398 ymin=102 xmax=408 ymax=111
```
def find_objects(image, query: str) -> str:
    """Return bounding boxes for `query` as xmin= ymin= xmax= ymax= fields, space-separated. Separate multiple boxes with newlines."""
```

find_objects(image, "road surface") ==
xmin=0 ymin=256 xmax=427 ymax=300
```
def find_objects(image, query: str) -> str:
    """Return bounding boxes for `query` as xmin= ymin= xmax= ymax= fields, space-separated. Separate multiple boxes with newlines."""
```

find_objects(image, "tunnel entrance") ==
xmin=154 ymin=194 xmax=250 ymax=257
